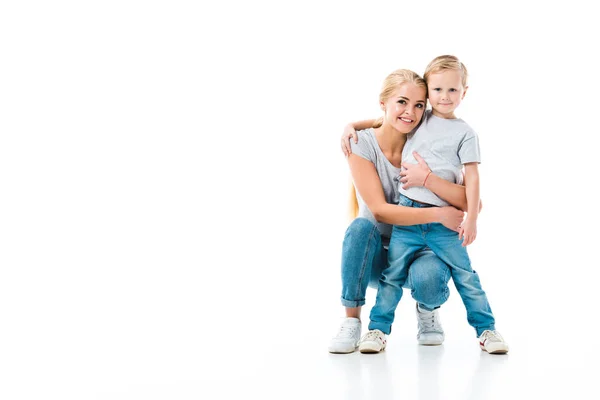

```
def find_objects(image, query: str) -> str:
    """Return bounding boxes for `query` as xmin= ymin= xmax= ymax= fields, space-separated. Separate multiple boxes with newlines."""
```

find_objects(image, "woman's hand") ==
xmin=400 ymin=152 xmax=431 ymax=189
xmin=341 ymin=124 xmax=358 ymax=157
xmin=436 ymin=206 xmax=465 ymax=232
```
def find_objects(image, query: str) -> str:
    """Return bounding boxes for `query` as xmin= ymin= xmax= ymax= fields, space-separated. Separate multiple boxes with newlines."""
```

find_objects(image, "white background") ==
xmin=1 ymin=1 xmax=598 ymax=398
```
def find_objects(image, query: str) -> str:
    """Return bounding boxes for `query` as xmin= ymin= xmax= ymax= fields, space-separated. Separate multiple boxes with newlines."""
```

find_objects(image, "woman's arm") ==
xmin=348 ymin=154 xmax=464 ymax=229
xmin=341 ymin=119 xmax=378 ymax=156
xmin=400 ymin=152 xmax=482 ymax=212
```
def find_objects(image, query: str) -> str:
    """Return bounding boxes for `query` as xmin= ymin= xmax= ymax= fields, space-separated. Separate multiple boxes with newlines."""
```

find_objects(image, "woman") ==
xmin=329 ymin=69 xmax=470 ymax=354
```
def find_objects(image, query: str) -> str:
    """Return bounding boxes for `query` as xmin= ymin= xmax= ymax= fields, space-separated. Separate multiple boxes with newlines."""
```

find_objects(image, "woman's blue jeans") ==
xmin=340 ymin=218 xmax=451 ymax=327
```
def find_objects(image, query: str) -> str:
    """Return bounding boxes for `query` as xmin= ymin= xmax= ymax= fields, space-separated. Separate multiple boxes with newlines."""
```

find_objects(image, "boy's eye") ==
xmin=450 ymin=88 xmax=457 ymax=92
xmin=433 ymin=88 xmax=441 ymax=92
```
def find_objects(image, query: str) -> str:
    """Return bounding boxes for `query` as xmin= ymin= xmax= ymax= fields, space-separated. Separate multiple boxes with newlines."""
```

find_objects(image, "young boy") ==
xmin=344 ymin=56 xmax=508 ymax=354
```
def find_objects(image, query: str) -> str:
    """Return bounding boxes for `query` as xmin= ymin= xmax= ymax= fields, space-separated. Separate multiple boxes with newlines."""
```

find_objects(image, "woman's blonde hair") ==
xmin=423 ymin=55 xmax=468 ymax=87
xmin=349 ymin=68 xmax=426 ymax=220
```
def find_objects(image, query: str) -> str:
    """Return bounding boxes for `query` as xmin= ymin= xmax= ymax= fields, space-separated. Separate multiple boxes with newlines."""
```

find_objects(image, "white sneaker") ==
xmin=416 ymin=303 xmax=444 ymax=345
xmin=328 ymin=317 xmax=361 ymax=354
xmin=358 ymin=329 xmax=387 ymax=353
xmin=479 ymin=330 xmax=509 ymax=354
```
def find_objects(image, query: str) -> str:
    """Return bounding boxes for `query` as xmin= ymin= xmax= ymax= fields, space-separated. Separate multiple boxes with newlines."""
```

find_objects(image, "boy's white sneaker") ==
xmin=416 ymin=304 xmax=445 ymax=345
xmin=479 ymin=330 xmax=509 ymax=354
xmin=328 ymin=317 xmax=361 ymax=354
xmin=358 ymin=329 xmax=387 ymax=353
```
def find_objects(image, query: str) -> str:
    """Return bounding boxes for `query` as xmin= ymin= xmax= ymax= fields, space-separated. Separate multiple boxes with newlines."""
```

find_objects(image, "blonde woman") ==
xmin=329 ymin=69 xmax=468 ymax=354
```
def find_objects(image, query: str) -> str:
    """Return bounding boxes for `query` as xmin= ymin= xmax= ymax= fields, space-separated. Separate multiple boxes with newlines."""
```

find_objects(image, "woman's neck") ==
xmin=374 ymin=124 xmax=407 ymax=167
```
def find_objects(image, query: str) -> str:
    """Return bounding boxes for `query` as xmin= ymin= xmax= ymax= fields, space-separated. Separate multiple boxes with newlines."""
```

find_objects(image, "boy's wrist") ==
xmin=465 ymin=214 xmax=478 ymax=222
xmin=423 ymin=170 xmax=433 ymax=187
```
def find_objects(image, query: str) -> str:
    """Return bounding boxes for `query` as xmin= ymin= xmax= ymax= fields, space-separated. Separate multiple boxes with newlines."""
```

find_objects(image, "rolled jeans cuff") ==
xmin=476 ymin=325 xmax=496 ymax=337
xmin=341 ymin=297 xmax=365 ymax=308
xmin=368 ymin=321 xmax=391 ymax=335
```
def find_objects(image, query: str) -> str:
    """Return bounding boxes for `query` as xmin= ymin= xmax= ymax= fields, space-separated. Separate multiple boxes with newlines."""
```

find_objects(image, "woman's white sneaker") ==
xmin=416 ymin=304 xmax=445 ymax=345
xmin=479 ymin=330 xmax=509 ymax=354
xmin=358 ymin=329 xmax=387 ymax=353
xmin=328 ymin=317 xmax=361 ymax=354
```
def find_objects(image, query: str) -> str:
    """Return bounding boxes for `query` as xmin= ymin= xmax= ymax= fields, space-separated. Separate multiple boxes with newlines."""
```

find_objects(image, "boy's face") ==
xmin=427 ymin=70 xmax=468 ymax=119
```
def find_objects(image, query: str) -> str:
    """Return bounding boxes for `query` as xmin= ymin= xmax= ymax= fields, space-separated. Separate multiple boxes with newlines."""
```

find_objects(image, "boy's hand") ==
xmin=341 ymin=124 xmax=358 ymax=157
xmin=458 ymin=217 xmax=477 ymax=247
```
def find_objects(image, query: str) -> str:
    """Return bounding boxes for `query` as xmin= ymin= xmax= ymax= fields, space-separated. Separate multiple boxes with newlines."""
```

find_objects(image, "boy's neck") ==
xmin=431 ymin=108 xmax=457 ymax=119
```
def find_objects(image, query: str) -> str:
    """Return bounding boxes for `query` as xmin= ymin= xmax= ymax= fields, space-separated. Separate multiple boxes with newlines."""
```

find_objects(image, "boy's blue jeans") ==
xmin=369 ymin=194 xmax=496 ymax=337
xmin=341 ymin=217 xmax=451 ymax=321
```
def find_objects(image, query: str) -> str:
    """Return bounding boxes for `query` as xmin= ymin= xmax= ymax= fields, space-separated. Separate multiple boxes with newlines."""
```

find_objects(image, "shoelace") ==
xmin=417 ymin=309 xmax=439 ymax=331
xmin=481 ymin=330 xmax=503 ymax=342
xmin=336 ymin=325 xmax=358 ymax=339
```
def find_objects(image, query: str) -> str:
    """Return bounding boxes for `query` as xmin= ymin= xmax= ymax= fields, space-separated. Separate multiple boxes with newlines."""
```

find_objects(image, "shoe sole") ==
xmin=359 ymin=344 xmax=385 ymax=353
xmin=418 ymin=341 xmax=443 ymax=346
xmin=417 ymin=334 xmax=444 ymax=346
xmin=480 ymin=344 xmax=509 ymax=354
xmin=328 ymin=348 xmax=357 ymax=354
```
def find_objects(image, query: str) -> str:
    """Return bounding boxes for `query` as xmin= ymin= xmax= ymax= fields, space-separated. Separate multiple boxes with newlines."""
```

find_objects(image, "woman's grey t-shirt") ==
xmin=350 ymin=128 xmax=401 ymax=243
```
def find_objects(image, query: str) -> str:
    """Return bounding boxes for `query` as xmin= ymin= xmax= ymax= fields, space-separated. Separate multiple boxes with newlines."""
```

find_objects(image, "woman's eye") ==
xmin=416 ymin=104 xmax=424 ymax=109
xmin=397 ymin=100 xmax=406 ymax=104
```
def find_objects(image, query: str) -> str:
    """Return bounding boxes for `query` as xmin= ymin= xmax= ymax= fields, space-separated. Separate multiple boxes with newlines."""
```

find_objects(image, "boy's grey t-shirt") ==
xmin=350 ymin=128 xmax=400 ymax=242
xmin=399 ymin=110 xmax=481 ymax=207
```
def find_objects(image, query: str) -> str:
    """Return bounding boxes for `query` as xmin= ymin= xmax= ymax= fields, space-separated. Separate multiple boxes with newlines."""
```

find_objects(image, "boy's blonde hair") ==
xmin=424 ymin=55 xmax=468 ymax=87
xmin=349 ymin=69 xmax=426 ymax=220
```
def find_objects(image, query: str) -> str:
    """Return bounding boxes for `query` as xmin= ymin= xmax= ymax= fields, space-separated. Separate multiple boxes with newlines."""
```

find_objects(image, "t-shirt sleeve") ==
xmin=350 ymin=130 xmax=377 ymax=163
xmin=458 ymin=130 xmax=481 ymax=164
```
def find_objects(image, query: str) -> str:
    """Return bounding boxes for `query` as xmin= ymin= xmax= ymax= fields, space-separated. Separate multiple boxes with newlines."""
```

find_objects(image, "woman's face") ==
xmin=381 ymin=83 xmax=426 ymax=133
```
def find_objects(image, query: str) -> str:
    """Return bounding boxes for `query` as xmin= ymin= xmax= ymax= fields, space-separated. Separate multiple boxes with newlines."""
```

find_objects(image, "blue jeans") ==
xmin=341 ymin=218 xmax=451 ymax=321
xmin=371 ymin=194 xmax=496 ymax=336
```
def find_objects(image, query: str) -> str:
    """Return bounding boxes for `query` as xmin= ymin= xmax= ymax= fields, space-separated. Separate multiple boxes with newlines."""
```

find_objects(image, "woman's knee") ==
xmin=342 ymin=218 xmax=385 ymax=288
xmin=343 ymin=218 xmax=380 ymax=250
xmin=344 ymin=218 xmax=377 ymax=240
xmin=408 ymin=252 xmax=450 ymax=307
